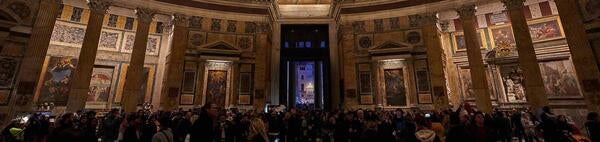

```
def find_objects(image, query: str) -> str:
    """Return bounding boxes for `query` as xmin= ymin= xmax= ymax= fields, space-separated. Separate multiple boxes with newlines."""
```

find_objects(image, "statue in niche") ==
xmin=504 ymin=69 xmax=525 ymax=102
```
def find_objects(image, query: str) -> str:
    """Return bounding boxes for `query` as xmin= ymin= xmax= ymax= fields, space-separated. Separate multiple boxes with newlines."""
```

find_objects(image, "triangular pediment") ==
xmin=368 ymin=41 xmax=412 ymax=55
xmin=200 ymin=41 xmax=239 ymax=51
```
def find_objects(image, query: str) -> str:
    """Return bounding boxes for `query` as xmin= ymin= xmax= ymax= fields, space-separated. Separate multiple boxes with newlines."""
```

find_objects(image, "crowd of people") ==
xmin=1 ymin=103 xmax=599 ymax=142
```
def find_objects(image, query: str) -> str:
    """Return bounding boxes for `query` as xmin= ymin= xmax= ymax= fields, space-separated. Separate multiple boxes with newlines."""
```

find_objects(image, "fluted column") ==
xmin=160 ymin=13 xmax=188 ymax=111
xmin=553 ymin=0 xmax=600 ymax=112
xmin=122 ymin=8 xmax=156 ymax=113
xmin=66 ymin=0 xmax=112 ymax=112
xmin=502 ymin=0 xmax=548 ymax=110
xmin=421 ymin=13 xmax=449 ymax=110
xmin=457 ymin=5 xmax=493 ymax=113
xmin=8 ymin=0 xmax=62 ymax=119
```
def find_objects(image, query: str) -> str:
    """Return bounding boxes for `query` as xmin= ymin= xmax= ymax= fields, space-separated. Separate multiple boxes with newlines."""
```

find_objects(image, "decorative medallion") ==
xmin=227 ymin=20 xmax=237 ymax=32
xmin=245 ymin=22 xmax=256 ymax=33
xmin=190 ymin=33 xmax=204 ymax=46
xmin=407 ymin=31 xmax=421 ymax=44
xmin=374 ymin=19 xmax=384 ymax=32
xmin=189 ymin=16 xmax=203 ymax=28
xmin=390 ymin=17 xmax=400 ymax=30
xmin=211 ymin=19 xmax=221 ymax=32
xmin=359 ymin=36 xmax=372 ymax=49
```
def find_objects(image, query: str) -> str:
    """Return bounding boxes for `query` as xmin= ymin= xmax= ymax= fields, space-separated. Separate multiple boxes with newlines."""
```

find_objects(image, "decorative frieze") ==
xmin=211 ymin=19 xmax=222 ymax=32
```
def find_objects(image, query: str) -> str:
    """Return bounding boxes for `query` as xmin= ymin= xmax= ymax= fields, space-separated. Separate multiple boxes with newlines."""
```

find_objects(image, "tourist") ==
xmin=469 ymin=111 xmax=493 ymax=142
xmin=102 ymin=109 xmax=122 ymax=142
xmin=121 ymin=113 xmax=142 ymax=142
xmin=152 ymin=115 xmax=174 ymax=142
xmin=446 ymin=108 xmax=473 ymax=142
xmin=190 ymin=103 xmax=218 ymax=141
xmin=48 ymin=113 xmax=81 ymax=142
xmin=540 ymin=106 xmax=560 ymax=142
xmin=521 ymin=112 xmax=537 ymax=142
xmin=586 ymin=112 xmax=600 ymax=142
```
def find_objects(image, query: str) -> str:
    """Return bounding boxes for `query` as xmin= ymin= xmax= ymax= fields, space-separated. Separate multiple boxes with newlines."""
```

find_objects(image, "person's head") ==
xmin=59 ymin=113 xmax=75 ymax=128
xmin=588 ymin=112 xmax=599 ymax=121
xmin=558 ymin=115 xmax=568 ymax=123
xmin=473 ymin=111 xmax=485 ymax=126
xmin=202 ymin=102 xmax=218 ymax=118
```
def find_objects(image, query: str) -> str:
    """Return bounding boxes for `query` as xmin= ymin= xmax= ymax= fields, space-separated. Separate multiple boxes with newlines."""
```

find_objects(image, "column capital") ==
xmin=87 ymin=0 xmax=112 ymax=14
xmin=419 ymin=12 xmax=439 ymax=26
xmin=54 ymin=0 xmax=64 ymax=4
xmin=172 ymin=13 xmax=188 ymax=27
xmin=135 ymin=7 xmax=157 ymax=24
xmin=501 ymin=0 xmax=525 ymax=10
xmin=456 ymin=5 xmax=477 ymax=19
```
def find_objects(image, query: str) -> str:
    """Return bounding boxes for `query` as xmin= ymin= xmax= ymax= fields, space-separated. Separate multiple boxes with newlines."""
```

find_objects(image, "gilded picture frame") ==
xmin=452 ymin=29 xmax=487 ymax=52
xmin=526 ymin=16 xmax=565 ymax=43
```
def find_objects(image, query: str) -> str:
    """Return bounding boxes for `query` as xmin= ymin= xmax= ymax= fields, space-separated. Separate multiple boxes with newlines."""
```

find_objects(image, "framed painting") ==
xmin=539 ymin=60 xmax=581 ymax=97
xmin=358 ymin=71 xmax=372 ymax=94
xmin=205 ymin=70 xmax=228 ymax=109
xmin=182 ymin=71 xmax=197 ymax=93
xmin=0 ymin=56 xmax=19 ymax=89
xmin=452 ymin=29 xmax=487 ymax=52
xmin=384 ymin=69 xmax=407 ymax=106
xmin=416 ymin=70 xmax=430 ymax=93
xmin=85 ymin=66 xmax=115 ymax=109
xmin=239 ymin=95 xmax=251 ymax=105
xmin=239 ymin=72 xmax=253 ymax=94
xmin=527 ymin=16 xmax=565 ymax=42
xmin=37 ymin=56 xmax=78 ymax=106
xmin=180 ymin=94 xmax=194 ymax=105
xmin=488 ymin=24 xmax=516 ymax=49
xmin=0 ymin=89 xmax=10 ymax=105
xmin=360 ymin=95 xmax=373 ymax=105
xmin=418 ymin=93 xmax=432 ymax=104
xmin=459 ymin=68 xmax=475 ymax=100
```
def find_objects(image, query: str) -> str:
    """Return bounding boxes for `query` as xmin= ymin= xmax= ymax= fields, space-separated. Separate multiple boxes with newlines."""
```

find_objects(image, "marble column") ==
xmin=553 ymin=0 xmax=600 ymax=112
xmin=8 ymin=0 xmax=62 ymax=119
xmin=122 ymin=8 xmax=156 ymax=113
xmin=421 ymin=13 xmax=449 ymax=110
xmin=160 ymin=13 xmax=188 ymax=111
xmin=65 ymin=0 xmax=112 ymax=112
xmin=457 ymin=5 xmax=493 ymax=113
xmin=502 ymin=0 xmax=548 ymax=110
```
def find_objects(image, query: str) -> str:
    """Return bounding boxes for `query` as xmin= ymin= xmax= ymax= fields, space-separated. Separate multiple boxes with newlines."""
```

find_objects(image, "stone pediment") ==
xmin=198 ymin=41 xmax=242 ymax=55
xmin=368 ymin=41 xmax=412 ymax=55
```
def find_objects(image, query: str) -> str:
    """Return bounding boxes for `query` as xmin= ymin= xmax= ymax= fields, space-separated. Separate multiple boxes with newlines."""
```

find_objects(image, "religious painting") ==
xmin=206 ymin=70 xmax=228 ymax=108
xmin=50 ymin=22 xmax=85 ymax=47
xmin=38 ymin=56 xmax=77 ymax=105
xmin=539 ymin=60 xmax=581 ymax=97
xmin=239 ymin=95 xmax=251 ymax=105
xmin=239 ymin=72 xmax=252 ymax=94
xmin=358 ymin=71 xmax=372 ymax=94
xmin=499 ymin=65 xmax=527 ymax=102
xmin=182 ymin=71 xmax=196 ymax=93
xmin=459 ymin=68 xmax=475 ymax=99
xmin=98 ymin=30 xmax=121 ymax=51
xmin=528 ymin=17 xmax=564 ymax=42
xmin=0 ymin=89 xmax=10 ymax=105
xmin=578 ymin=0 xmax=600 ymax=22
xmin=453 ymin=30 xmax=486 ymax=52
xmin=179 ymin=94 xmax=194 ymax=105
xmin=489 ymin=25 xmax=516 ymax=49
xmin=86 ymin=67 xmax=115 ymax=108
xmin=360 ymin=95 xmax=373 ymax=105
xmin=0 ymin=57 xmax=18 ymax=89
xmin=384 ymin=69 xmax=407 ymax=106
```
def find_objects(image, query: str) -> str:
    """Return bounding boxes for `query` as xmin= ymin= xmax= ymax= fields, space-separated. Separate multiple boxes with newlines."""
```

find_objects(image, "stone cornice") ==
xmin=87 ymin=0 xmax=112 ymax=14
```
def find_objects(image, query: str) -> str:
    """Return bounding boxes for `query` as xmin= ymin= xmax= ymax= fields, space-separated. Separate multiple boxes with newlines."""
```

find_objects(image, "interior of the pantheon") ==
xmin=0 ymin=0 xmax=599 ymax=127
